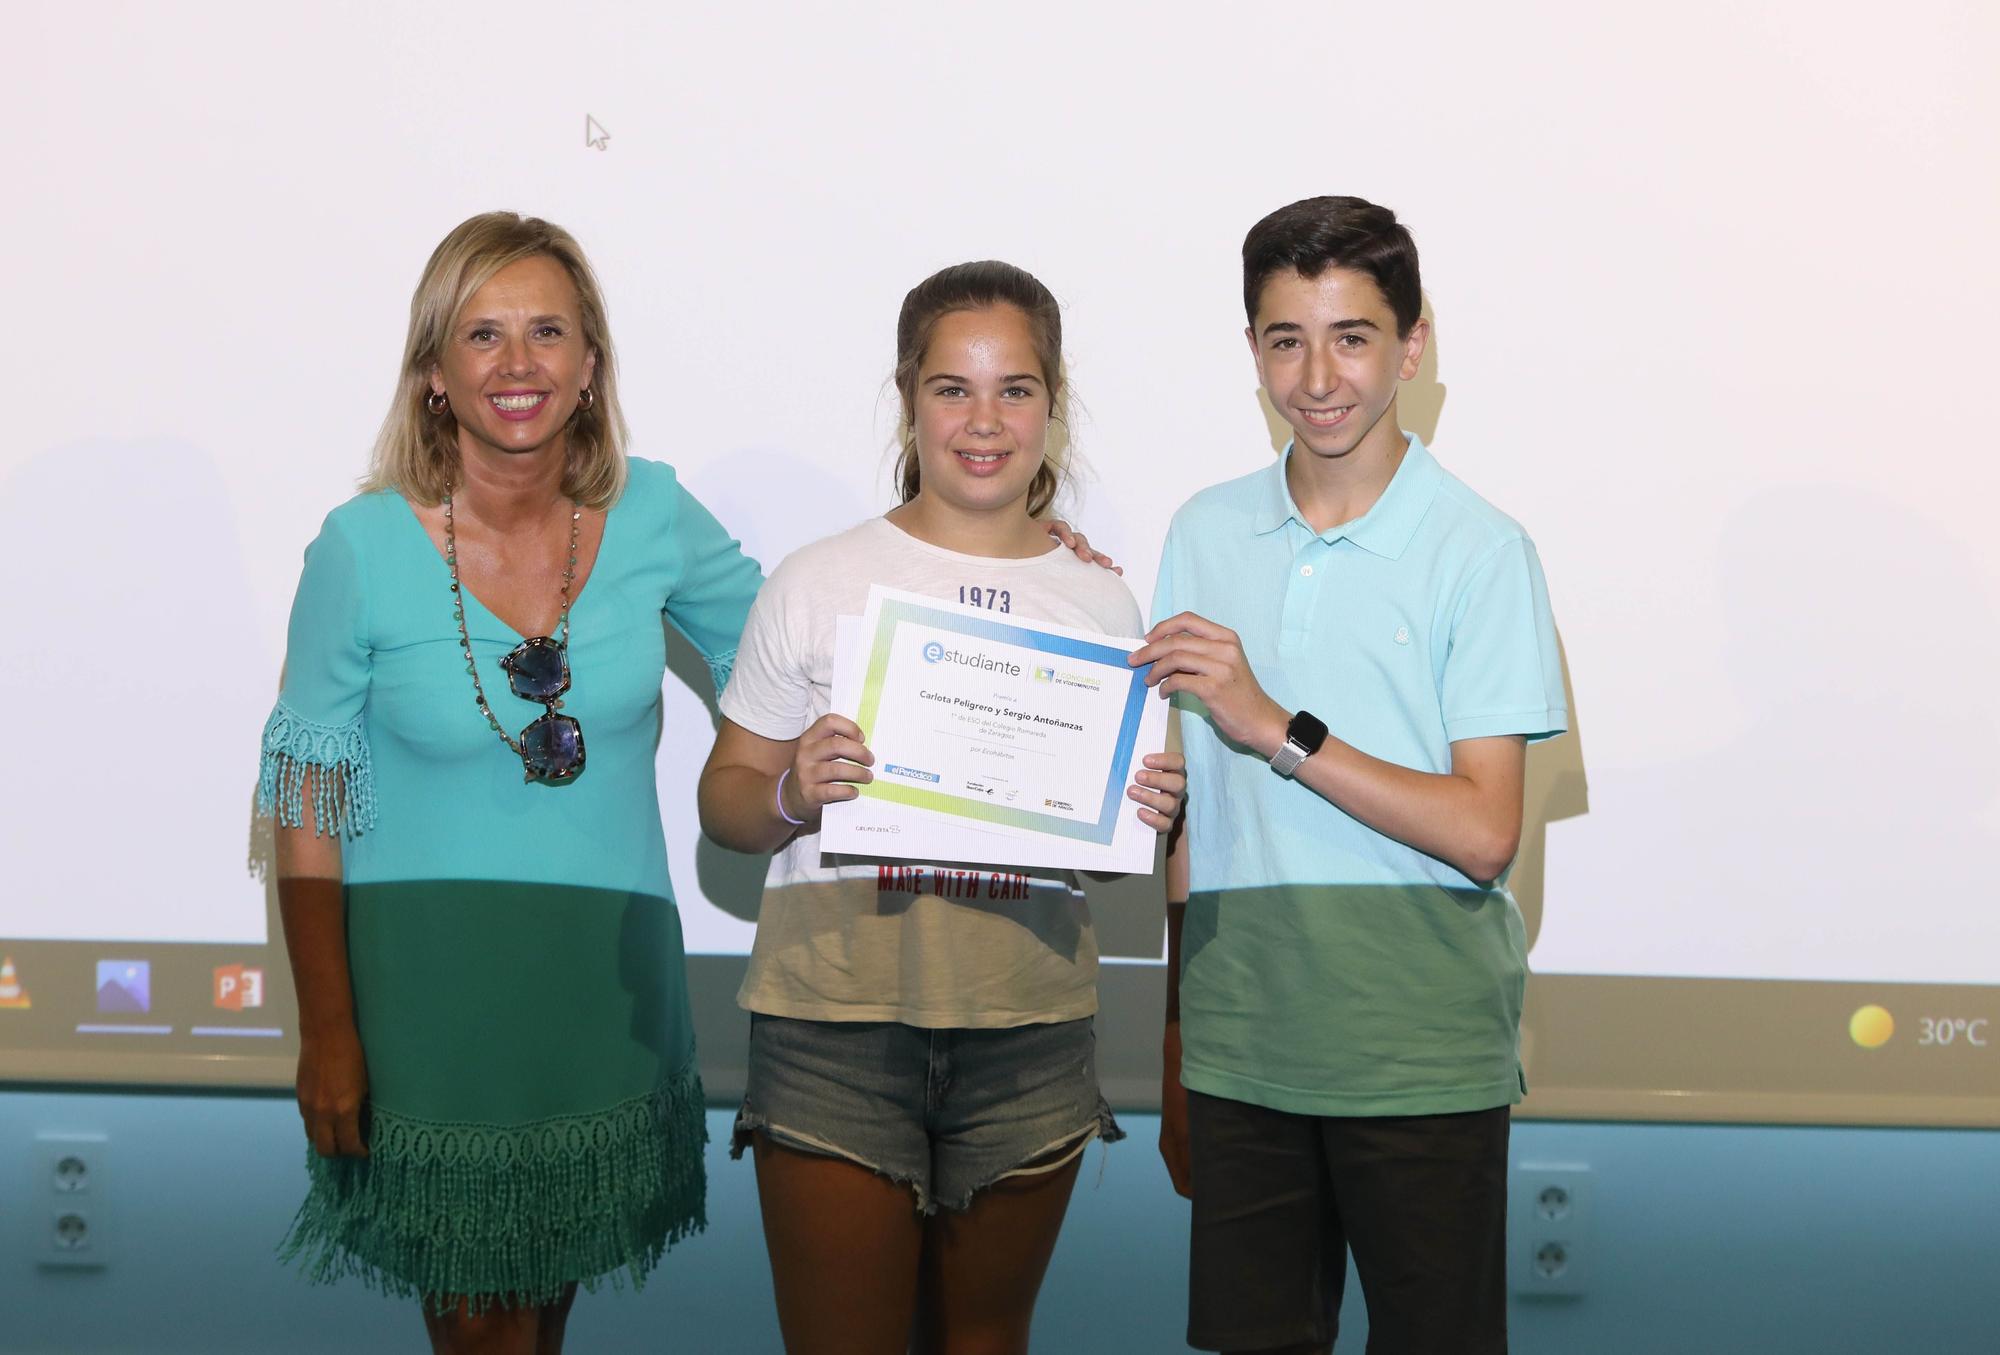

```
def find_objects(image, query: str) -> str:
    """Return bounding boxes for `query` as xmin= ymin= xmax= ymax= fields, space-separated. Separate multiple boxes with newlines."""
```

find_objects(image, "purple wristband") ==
xmin=775 ymin=768 xmax=807 ymax=827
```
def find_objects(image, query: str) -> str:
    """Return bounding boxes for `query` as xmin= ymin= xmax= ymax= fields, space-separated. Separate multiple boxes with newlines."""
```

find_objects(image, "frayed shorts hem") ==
xmin=731 ymin=1104 xmax=1121 ymax=1214
xmin=730 ymin=1013 xmax=1122 ymax=1214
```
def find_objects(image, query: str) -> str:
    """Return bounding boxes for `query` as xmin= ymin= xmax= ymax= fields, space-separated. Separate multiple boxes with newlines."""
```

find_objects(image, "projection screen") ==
xmin=4 ymin=1 xmax=1996 ymax=1127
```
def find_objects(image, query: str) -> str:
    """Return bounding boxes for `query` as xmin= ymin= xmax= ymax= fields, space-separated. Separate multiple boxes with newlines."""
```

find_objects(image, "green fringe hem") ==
xmin=256 ymin=702 xmax=376 ymax=838
xmin=279 ymin=1067 xmax=707 ymax=1313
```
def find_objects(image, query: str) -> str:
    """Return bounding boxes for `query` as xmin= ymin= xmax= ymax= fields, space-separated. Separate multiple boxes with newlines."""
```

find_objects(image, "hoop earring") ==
xmin=576 ymin=386 xmax=595 ymax=411
xmin=426 ymin=390 xmax=450 ymax=415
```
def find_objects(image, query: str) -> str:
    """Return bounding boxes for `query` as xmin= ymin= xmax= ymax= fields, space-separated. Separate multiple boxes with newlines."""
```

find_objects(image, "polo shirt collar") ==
xmin=1252 ymin=433 xmax=1443 ymax=560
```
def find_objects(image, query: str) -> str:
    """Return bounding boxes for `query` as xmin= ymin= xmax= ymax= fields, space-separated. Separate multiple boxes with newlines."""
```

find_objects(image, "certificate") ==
xmin=820 ymin=587 xmax=1169 ymax=873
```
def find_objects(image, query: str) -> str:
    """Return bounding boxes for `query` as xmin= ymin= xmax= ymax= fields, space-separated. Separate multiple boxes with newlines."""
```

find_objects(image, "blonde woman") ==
xmin=258 ymin=211 xmax=760 ymax=1352
xmin=259 ymin=215 xmax=1116 ymax=1352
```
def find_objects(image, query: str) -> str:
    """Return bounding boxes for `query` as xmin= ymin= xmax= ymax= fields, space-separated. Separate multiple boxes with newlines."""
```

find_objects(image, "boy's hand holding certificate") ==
xmin=821 ymin=586 xmax=1171 ymax=872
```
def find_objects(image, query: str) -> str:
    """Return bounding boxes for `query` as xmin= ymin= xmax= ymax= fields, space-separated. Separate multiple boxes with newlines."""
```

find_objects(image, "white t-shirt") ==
xmin=719 ymin=516 xmax=1146 ymax=1028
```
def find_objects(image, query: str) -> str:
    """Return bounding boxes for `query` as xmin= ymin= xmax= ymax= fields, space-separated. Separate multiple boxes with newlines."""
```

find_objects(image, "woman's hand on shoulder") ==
xmin=1045 ymin=519 xmax=1122 ymax=574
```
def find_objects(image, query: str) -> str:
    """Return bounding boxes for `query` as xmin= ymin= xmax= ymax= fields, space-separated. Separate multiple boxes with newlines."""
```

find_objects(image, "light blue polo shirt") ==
xmin=1153 ymin=433 xmax=1566 ymax=1117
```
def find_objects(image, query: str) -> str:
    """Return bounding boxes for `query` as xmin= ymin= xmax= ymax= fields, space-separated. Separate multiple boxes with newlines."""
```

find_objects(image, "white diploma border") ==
xmin=821 ymin=588 xmax=1167 ymax=874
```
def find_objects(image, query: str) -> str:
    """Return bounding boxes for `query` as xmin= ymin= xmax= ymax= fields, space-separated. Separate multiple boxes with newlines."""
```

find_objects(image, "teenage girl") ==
xmin=698 ymin=261 xmax=1184 ymax=1355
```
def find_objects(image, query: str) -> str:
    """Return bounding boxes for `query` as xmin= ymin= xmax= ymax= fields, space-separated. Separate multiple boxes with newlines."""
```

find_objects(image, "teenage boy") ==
xmin=1132 ymin=196 xmax=1567 ymax=1355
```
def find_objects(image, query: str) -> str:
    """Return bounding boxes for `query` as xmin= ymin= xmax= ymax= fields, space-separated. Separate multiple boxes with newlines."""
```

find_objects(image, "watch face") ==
xmin=1288 ymin=710 xmax=1329 ymax=753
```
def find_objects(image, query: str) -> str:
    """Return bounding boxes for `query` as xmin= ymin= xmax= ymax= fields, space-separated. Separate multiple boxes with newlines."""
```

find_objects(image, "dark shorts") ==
xmin=1187 ymin=1090 xmax=1510 ymax=1354
xmin=731 ymin=1013 xmax=1123 ymax=1214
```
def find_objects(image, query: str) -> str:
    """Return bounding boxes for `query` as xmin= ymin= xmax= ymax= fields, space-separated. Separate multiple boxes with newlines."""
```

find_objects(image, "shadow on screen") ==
xmin=665 ymin=620 xmax=770 ymax=925
xmin=1516 ymin=631 xmax=1589 ymax=952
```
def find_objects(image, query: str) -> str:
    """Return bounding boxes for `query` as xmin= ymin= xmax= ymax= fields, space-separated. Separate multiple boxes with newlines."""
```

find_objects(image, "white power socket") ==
xmin=31 ymin=1133 xmax=110 ymax=1269
xmin=1511 ymin=1161 xmax=1592 ymax=1297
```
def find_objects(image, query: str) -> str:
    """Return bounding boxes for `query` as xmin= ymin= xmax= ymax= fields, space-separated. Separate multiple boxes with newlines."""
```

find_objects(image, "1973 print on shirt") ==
xmin=853 ymin=597 xmax=1152 ymax=846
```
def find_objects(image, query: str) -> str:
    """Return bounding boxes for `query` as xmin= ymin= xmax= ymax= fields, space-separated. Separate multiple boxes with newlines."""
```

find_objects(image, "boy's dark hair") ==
xmin=1242 ymin=196 xmax=1422 ymax=337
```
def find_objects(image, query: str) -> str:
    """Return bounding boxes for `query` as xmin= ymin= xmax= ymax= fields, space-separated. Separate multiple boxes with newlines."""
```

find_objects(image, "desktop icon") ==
xmin=213 ymin=964 xmax=266 ymax=1011
xmin=0 ymin=955 xmax=29 ymax=1009
xmin=96 ymin=960 xmax=150 ymax=1014
xmin=1849 ymin=1004 xmax=1894 ymax=1049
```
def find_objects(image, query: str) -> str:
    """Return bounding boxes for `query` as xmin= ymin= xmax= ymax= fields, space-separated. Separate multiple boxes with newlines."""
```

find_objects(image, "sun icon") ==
xmin=1849 ymin=1004 xmax=1894 ymax=1050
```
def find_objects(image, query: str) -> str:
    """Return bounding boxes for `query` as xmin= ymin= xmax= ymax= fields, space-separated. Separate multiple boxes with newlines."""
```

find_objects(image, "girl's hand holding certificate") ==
xmin=779 ymin=713 xmax=875 ymax=827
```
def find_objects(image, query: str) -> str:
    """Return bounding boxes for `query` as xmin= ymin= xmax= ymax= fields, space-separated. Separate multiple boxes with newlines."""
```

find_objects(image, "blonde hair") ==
xmin=365 ymin=212 xmax=629 ymax=509
xmin=892 ymin=261 xmax=1075 ymax=520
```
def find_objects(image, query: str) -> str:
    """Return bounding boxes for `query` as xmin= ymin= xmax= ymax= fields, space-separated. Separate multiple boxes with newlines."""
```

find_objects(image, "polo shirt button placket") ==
xmin=1280 ymin=542 xmax=1325 ymax=656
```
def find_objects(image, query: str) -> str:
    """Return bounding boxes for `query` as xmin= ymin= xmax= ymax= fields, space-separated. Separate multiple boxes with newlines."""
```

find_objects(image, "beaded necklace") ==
xmin=443 ymin=488 xmax=585 ymax=774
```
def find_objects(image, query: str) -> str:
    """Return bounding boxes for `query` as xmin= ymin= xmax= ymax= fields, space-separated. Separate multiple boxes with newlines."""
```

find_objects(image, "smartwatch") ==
xmin=1270 ymin=709 xmax=1328 ymax=778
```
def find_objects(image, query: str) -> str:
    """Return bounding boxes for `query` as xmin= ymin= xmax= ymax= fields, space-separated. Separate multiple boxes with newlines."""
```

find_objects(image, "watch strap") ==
xmin=1270 ymin=709 xmax=1328 ymax=778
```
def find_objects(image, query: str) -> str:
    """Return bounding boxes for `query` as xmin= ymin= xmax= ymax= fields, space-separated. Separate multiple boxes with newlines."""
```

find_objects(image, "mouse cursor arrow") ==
xmin=585 ymin=115 xmax=610 ymax=151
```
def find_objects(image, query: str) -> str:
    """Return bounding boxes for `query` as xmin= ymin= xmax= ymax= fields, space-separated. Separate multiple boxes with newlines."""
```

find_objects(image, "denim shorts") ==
xmin=730 ymin=1013 xmax=1123 ymax=1214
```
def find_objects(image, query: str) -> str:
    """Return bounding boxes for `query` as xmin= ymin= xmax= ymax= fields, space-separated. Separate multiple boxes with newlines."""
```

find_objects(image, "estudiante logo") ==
xmin=916 ymin=643 xmax=1023 ymax=678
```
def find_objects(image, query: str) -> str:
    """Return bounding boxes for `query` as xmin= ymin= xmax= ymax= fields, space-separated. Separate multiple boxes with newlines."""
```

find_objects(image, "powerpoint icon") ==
xmin=213 ymin=964 xmax=265 ymax=1011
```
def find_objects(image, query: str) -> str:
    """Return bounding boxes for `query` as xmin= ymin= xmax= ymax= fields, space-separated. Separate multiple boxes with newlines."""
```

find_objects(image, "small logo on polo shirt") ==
xmin=1394 ymin=627 xmax=1411 ymax=645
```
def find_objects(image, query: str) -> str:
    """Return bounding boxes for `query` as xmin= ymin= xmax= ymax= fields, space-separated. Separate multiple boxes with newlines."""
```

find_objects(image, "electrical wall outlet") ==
xmin=31 ymin=1133 xmax=110 ymax=1269
xmin=1511 ymin=1161 xmax=1592 ymax=1297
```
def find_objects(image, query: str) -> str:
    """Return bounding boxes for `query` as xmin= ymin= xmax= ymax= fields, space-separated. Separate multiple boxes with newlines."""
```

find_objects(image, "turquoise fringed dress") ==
xmin=255 ymin=458 xmax=761 ymax=1307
